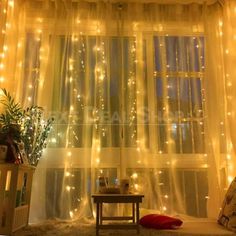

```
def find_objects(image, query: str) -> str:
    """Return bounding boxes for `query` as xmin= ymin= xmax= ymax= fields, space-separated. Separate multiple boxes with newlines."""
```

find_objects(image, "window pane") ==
xmin=193 ymin=121 xmax=205 ymax=153
xmin=167 ymin=78 xmax=178 ymax=113
xmin=179 ymin=78 xmax=190 ymax=117
xmin=110 ymin=37 xmax=121 ymax=147
xmin=154 ymin=35 xmax=205 ymax=154
xmin=181 ymin=122 xmax=193 ymax=153
xmin=190 ymin=78 xmax=203 ymax=117
xmin=123 ymin=37 xmax=137 ymax=147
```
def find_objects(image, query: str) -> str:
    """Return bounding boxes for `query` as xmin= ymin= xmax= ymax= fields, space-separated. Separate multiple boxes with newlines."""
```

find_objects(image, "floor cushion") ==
xmin=139 ymin=214 xmax=183 ymax=229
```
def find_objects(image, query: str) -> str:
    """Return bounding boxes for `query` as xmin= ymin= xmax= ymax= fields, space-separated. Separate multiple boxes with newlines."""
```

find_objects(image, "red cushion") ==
xmin=139 ymin=214 xmax=183 ymax=229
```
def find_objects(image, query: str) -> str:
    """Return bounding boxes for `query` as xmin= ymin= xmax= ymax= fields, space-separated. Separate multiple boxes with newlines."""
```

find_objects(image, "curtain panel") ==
xmin=0 ymin=0 xmax=233 ymax=222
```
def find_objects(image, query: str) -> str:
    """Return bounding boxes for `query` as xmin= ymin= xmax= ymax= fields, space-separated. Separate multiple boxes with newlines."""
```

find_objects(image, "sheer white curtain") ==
xmin=203 ymin=3 xmax=225 ymax=218
xmin=0 ymin=0 xmax=232 ymax=222
xmin=223 ymin=0 xmax=236 ymax=187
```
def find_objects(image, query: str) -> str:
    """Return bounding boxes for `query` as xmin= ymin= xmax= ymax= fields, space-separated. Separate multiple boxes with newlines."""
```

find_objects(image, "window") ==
xmin=25 ymin=31 xmax=208 ymax=218
xmin=152 ymin=36 xmax=205 ymax=153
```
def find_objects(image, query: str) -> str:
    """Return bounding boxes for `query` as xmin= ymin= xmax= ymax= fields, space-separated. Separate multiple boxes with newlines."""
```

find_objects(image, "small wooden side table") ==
xmin=92 ymin=194 xmax=144 ymax=236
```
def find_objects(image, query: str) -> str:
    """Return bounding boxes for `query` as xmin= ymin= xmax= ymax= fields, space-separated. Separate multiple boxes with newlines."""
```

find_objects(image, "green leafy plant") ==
xmin=0 ymin=88 xmax=53 ymax=166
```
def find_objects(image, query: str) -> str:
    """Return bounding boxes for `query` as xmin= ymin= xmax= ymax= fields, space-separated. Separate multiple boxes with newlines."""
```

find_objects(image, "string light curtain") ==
xmin=0 ymin=0 xmax=234 ymax=222
xmin=223 ymin=0 xmax=236 ymax=186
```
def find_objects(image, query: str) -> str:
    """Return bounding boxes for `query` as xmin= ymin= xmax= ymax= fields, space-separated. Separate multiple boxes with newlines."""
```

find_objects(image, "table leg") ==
xmin=96 ymin=203 xmax=99 ymax=236
xmin=132 ymin=203 xmax=135 ymax=223
xmin=136 ymin=202 xmax=140 ymax=234
xmin=100 ymin=203 xmax=103 ymax=225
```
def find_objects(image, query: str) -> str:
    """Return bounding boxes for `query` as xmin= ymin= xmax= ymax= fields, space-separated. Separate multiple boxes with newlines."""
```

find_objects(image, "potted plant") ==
xmin=0 ymin=88 xmax=53 ymax=166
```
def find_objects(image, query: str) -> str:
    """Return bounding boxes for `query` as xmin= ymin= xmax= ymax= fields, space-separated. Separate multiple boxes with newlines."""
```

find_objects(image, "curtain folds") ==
xmin=0 ymin=0 xmax=235 ymax=223
xmin=221 ymin=0 xmax=236 ymax=207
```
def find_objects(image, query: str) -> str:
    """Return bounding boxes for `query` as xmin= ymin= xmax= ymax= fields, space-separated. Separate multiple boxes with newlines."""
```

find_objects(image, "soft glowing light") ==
xmin=227 ymin=154 xmax=231 ymax=160
xmin=162 ymin=206 xmax=167 ymax=211
xmin=8 ymin=0 xmax=14 ymax=7
xmin=132 ymin=173 xmax=138 ymax=179
xmin=228 ymin=176 xmax=233 ymax=184
xmin=65 ymin=171 xmax=71 ymax=177
xmin=219 ymin=21 xmax=223 ymax=27
xmin=99 ymin=75 xmax=104 ymax=81
xmin=6 ymin=23 xmax=11 ymax=29
xmin=51 ymin=138 xmax=57 ymax=143
xmin=66 ymin=186 xmax=71 ymax=191
xmin=0 ymin=76 xmax=5 ymax=82
xmin=69 ymin=211 xmax=74 ymax=218
xmin=225 ymin=49 xmax=229 ymax=54
xmin=96 ymin=67 xmax=101 ymax=73
xmin=67 ymin=152 xmax=72 ymax=156
xmin=3 ymin=46 xmax=8 ymax=52
xmin=17 ymin=42 xmax=22 ymax=48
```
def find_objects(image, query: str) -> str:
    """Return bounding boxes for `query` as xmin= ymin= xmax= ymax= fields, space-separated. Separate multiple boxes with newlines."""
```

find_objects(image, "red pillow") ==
xmin=139 ymin=214 xmax=183 ymax=229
